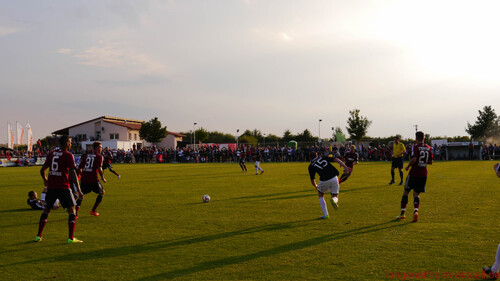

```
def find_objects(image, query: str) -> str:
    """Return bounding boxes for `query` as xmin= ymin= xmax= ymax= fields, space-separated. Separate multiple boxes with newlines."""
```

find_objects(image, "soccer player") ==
xmin=390 ymin=136 xmax=406 ymax=185
xmin=239 ymin=149 xmax=247 ymax=172
xmin=27 ymin=191 xmax=45 ymax=210
xmin=30 ymin=189 xmax=60 ymax=210
xmin=103 ymin=147 xmax=120 ymax=179
xmin=483 ymin=162 xmax=500 ymax=278
xmin=309 ymin=151 xmax=351 ymax=219
xmin=255 ymin=153 xmax=264 ymax=175
xmin=76 ymin=141 xmax=107 ymax=217
xmin=396 ymin=131 xmax=433 ymax=222
xmin=339 ymin=145 xmax=359 ymax=184
xmin=36 ymin=135 xmax=84 ymax=243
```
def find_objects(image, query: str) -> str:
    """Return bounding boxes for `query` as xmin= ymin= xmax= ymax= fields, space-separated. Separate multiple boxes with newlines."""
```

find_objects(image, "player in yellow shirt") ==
xmin=390 ymin=136 xmax=406 ymax=185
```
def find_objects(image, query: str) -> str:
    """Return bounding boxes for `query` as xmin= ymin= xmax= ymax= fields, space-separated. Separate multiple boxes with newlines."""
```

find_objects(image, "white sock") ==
xmin=491 ymin=243 xmax=500 ymax=273
xmin=332 ymin=197 xmax=338 ymax=204
xmin=319 ymin=197 xmax=328 ymax=216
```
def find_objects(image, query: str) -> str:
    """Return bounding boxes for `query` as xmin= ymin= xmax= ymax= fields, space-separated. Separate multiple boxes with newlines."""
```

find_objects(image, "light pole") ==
xmin=193 ymin=122 xmax=197 ymax=149
xmin=263 ymin=133 xmax=266 ymax=147
xmin=236 ymin=129 xmax=240 ymax=148
xmin=414 ymin=125 xmax=418 ymax=132
xmin=332 ymin=127 xmax=335 ymax=142
xmin=318 ymin=119 xmax=322 ymax=145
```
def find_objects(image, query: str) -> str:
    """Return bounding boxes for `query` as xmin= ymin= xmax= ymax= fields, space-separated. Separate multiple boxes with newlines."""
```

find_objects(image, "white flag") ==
xmin=26 ymin=122 xmax=33 ymax=152
xmin=17 ymin=122 xmax=24 ymax=145
xmin=7 ymin=123 xmax=15 ymax=149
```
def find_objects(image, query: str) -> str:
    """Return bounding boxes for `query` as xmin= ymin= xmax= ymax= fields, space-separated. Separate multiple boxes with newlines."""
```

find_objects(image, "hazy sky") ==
xmin=2 ymin=0 xmax=500 ymax=143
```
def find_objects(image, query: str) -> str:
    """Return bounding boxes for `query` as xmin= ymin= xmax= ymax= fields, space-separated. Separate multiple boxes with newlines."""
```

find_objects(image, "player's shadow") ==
xmin=134 ymin=220 xmax=411 ymax=280
xmin=231 ymin=190 xmax=312 ymax=201
xmin=0 ymin=218 xmax=317 ymax=268
xmin=0 ymin=208 xmax=33 ymax=213
xmin=185 ymin=190 xmax=314 ymax=205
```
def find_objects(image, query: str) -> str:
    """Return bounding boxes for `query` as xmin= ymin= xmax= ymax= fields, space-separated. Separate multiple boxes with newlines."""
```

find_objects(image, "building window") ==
xmin=110 ymin=133 xmax=119 ymax=140
xmin=96 ymin=131 xmax=101 ymax=139
xmin=129 ymin=133 xmax=132 ymax=140
xmin=134 ymin=134 xmax=137 ymax=140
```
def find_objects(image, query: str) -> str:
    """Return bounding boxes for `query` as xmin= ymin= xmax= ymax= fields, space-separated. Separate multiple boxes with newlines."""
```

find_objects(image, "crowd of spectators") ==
xmin=2 ymin=141 xmax=500 ymax=165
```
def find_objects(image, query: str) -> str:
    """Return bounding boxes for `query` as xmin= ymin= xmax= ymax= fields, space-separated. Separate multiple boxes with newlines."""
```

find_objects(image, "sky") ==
xmin=2 ymin=0 xmax=500 ymax=144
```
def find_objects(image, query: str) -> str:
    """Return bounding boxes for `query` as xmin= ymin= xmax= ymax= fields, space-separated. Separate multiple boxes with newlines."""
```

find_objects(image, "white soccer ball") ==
xmin=202 ymin=194 xmax=211 ymax=203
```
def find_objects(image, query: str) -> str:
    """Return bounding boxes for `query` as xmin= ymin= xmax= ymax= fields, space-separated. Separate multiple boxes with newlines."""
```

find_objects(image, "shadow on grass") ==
xmin=0 ymin=218 xmax=316 ymax=267
xmin=1 ymin=217 xmax=80 ymax=229
xmin=232 ymin=190 xmax=312 ymax=200
xmin=0 ymin=208 xmax=33 ymax=213
xmin=340 ymin=184 xmax=388 ymax=193
xmin=135 ymin=220 xmax=411 ymax=281
xmin=185 ymin=190 xmax=314 ymax=205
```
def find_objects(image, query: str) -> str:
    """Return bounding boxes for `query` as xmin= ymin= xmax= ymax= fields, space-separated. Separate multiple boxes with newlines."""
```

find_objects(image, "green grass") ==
xmin=1 ymin=161 xmax=499 ymax=280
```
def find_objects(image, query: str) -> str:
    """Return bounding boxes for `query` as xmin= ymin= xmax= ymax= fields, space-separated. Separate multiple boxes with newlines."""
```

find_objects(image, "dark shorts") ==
xmin=45 ymin=188 xmax=76 ymax=209
xmin=81 ymin=182 xmax=103 ymax=195
xmin=404 ymin=175 xmax=427 ymax=194
xmin=392 ymin=157 xmax=404 ymax=169
xmin=239 ymin=158 xmax=246 ymax=164
xmin=103 ymin=162 xmax=112 ymax=170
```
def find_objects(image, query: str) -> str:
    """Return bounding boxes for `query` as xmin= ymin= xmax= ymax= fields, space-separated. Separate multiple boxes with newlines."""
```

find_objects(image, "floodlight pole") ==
xmin=236 ymin=129 xmax=240 ymax=148
xmin=193 ymin=122 xmax=197 ymax=149
xmin=263 ymin=133 xmax=266 ymax=147
xmin=318 ymin=119 xmax=322 ymax=145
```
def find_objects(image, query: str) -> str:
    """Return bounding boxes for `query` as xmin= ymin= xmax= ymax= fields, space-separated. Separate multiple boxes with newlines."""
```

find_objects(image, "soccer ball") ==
xmin=202 ymin=194 xmax=211 ymax=203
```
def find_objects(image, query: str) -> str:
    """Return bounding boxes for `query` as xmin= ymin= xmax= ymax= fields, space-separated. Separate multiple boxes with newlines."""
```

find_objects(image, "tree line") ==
xmin=137 ymin=106 xmax=500 ymax=146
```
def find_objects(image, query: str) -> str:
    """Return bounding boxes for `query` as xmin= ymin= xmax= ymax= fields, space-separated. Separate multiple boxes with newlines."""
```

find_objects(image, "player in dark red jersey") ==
xmin=238 ymin=149 xmax=247 ymax=172
xmin=339 ymin=145 xmax=359 ymax=184
xmin=36 ymin=135 xmax=84 ymax=243
xmin=309 ymin=151 xmax=351 ymax=219
xmin=396 ymin=131 xmax=433 ymax=222
xmin=483 ymin=162 xmax=500 ymax=278
xmin=76 ymin=141 xmax=107 ymax=217
xmin=103 ymin=147 xmax=120 ymax=179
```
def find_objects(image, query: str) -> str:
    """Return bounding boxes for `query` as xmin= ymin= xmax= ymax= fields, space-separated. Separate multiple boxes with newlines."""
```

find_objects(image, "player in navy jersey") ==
xmin=396 ymin=131 xmax=433 ymax=222
xmin=27 ymin=191 xmax=45 ymax=210
xmin=238 ymin=149 xmax=247 ymax=172
xmin=76 ymin=141 xmax=107 ymax=217
xmin=339 ymin=145 xmax=359 ymax=184
xmin=483 ymin=162 xmax=500 ymax=278
xmin=308 ymin=151 xmax=351 ymax=219
xmin=254 ymin=153 xmax=264 ymax=175
xmin=36 ymin=135 xmax=84 ymax=243
xmin=103 ymin=147 xmax=120 ymax=179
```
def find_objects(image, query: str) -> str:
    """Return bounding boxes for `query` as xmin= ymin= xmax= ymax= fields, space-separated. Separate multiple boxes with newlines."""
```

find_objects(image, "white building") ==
xmin=52 ymin=116 xmax=184 ymax=150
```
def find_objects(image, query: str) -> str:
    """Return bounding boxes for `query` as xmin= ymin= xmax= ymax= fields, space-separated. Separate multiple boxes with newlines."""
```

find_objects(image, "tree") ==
xmin=346 ymin=109 xmax=372 ymax=141
xmin=466 ymin=106 xmax=500 ymax=139
xmin=206 ymin=131 xmax=235 ymax=143
xmin=265 ymin=134 xmax=280 ymax=144
xmin=282 ymin=129 xmax=294 ymax=142
xmin=139 ymin=117 xmax=168 ymax=145
xmin=296 ymin=129 xmax=315 ymax=142
xmin=238 ymin=135 xmax=258 ymax=145
xmin=194 ymin=127 xmax=209 ymax=143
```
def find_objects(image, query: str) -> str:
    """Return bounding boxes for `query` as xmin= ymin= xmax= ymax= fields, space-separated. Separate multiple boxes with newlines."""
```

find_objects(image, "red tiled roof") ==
xmin=104 ymin=120 xmax=142 ymax=130
xmin=52 ymin=116 xmax=185 ymax=137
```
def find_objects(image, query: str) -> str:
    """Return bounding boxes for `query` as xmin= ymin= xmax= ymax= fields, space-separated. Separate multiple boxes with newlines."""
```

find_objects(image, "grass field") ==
xmin=1 ymin=161 xmax=499 ymax=280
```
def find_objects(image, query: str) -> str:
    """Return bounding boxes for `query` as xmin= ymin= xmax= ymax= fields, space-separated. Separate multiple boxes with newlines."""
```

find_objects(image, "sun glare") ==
xmin=370 ymin=1 xmax=500 ymax=81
